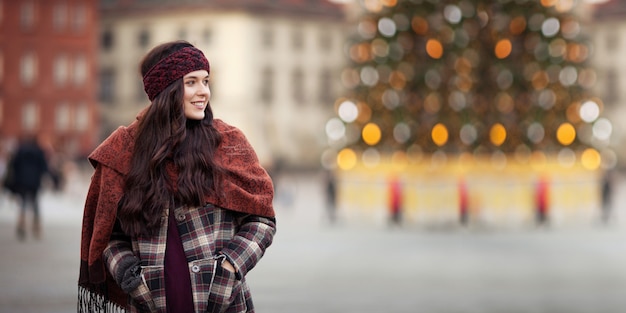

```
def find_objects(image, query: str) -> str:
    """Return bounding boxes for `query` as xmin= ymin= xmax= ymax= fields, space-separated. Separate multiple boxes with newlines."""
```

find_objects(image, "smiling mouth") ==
xmin=192 ymin=101 xmax=205 ymax=108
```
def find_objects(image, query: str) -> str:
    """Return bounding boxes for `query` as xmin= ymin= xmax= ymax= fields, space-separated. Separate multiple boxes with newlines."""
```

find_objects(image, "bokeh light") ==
xmin=557 ymin=148 xmax=576 ymax=167
xmin=362 ymin=122 xmax=382 ymax=145
xmin=490 ymin=123 xmax=507 ymax=146
xmin=337 ymin=148 xmax=357 ymax=170
xmin=338 ymin=100 xmax=359 ymax=123
xmin=495 ymin=39 xmax=512 ymax=59
xmin=556 ymin=122 xmax=576 ymax=146
xmin=362 ymin=147 xmax=381 ymax=168
xmin=580 ymin=148 xmax=601 ymax=170
xmin=431 ymin=123 xmax=449 ymax=146
xmin=541 ymin=17 xmax=560 ymax=37
xmin=325 ymin=118 xmax=345 ymax=141
xmin=592 ymin=118 xmax=612 ymax=141
xmin=460 ymin=124 xmax=477 ymax=145
xmin=378 ymin=17 xmax=397 ymax=38
xmin=426 ymin=39 xmax=444 ymax=59
xmin=579 ymin=100 xmax=600 ymax=123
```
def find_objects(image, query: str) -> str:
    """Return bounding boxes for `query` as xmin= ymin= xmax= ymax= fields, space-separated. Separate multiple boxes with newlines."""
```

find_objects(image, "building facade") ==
xmin=588 ymin=0 xmax=626 ymax=167
xmin=0 ymin=0 xmax=100 ymax=158
xmin=98 ymin=0 xmax=348 ymax=168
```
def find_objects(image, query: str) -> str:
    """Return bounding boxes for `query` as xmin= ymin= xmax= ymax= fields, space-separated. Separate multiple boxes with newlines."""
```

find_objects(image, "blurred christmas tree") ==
xmin=326 ymin=0 xmax=611 ymax=169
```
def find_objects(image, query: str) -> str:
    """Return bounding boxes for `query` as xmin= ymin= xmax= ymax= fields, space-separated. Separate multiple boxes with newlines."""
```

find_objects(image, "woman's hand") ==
xmin=221 ymin=259 xmax=236 ymax=273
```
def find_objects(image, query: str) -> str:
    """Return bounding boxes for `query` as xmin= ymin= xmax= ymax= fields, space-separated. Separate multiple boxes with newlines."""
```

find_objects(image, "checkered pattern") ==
xmin=103 ymin=203 xmax=276 ymax=312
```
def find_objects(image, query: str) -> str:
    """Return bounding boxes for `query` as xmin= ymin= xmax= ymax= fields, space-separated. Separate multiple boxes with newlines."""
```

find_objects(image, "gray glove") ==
xmin=115 ymin=257 xmax=143 ymax=294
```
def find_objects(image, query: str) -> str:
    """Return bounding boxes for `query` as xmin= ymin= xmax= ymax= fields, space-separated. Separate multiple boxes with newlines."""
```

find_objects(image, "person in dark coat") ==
xmin=10 ymin=135 xmax=49 ymax=240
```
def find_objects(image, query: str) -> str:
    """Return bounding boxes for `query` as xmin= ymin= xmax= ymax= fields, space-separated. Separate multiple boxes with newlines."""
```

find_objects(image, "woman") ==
xmin=8 ymin=135 xmax=49 ymax=240
xmin=78 ymin=41 xmax=276 ymax=313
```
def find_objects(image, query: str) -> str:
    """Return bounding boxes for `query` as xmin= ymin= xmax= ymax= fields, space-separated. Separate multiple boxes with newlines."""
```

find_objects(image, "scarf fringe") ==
xmin=78 ymin=285 xmax=128 ymax=313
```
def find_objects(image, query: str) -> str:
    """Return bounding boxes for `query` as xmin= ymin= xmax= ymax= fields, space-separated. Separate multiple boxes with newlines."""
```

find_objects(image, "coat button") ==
xmin=176 ymin=213 xmax=185 ymax=222
xmin=191 ymin=265 xmax=200 ymax=273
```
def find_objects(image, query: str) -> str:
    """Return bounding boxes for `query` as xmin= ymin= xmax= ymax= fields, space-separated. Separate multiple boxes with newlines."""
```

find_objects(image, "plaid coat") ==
xmin=104 ymin=203 xmax=276 ymax=313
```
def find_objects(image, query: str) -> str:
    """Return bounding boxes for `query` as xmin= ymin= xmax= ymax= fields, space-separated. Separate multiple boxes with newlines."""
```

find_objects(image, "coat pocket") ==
xmin=210 ymin=262 xmax=244 ymax=312
xmin=129 ymin=265 xmax=160 ymax=311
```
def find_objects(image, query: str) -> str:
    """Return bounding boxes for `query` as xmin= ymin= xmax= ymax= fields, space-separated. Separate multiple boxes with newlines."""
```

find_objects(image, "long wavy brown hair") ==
xmin=117 ymin=41 xmax=224 ymax=237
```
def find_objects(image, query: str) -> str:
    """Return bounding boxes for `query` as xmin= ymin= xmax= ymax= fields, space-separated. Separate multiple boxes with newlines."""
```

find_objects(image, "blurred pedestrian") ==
xmin=600 ymin=170 xmax=614 ymax=225
xmin=458 ymin=177 xmax=469 ymax=226
xmin=324 ymin=170 xmax=338 ymax=224
xmin=388 ymin=175 xmax=403 ymax=226
xmin=8 ymin=135 xmax=49 ymax=240
xmin=78 ymin=41 xmax=276 ymax=312
xmin=534 ymin=175 xmax=550 ymax=227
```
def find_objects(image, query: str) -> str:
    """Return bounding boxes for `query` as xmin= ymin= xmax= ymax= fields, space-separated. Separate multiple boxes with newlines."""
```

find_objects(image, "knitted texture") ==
xmin=142 ymin=47 xmax=210 ymax=101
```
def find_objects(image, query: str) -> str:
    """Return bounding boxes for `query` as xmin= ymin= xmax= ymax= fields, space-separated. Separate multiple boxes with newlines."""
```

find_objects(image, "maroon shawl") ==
xmin=78 ymin=117 xmax=274 ymax=310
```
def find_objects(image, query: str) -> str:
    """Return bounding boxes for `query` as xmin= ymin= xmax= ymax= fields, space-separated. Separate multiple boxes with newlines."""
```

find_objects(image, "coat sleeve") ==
xmin=219 ymin=214 xmax=276 ymax=280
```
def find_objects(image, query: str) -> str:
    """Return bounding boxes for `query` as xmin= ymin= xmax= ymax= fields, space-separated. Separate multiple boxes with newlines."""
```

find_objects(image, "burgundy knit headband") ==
xmin=143 ymin=46 xmax=211 ymax=101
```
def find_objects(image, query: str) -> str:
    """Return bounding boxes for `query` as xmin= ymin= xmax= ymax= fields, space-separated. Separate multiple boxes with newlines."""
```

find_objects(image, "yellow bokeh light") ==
xmin=556 ymin=122 xmax=576 ymax=146
xmin=541 ymin=0 xmax=557 ymax=7
xmin=362 ymin=123 xmax=382 ymax=146
xmin=426 ymin=39 xmax=444 ymax=59
xmin=490 ymin=123 xmax=507 ymax=146
xmin=431 ymin=123 xmax=449 ymax=146
xmin=337 ymin=148 xmax=357 ymax=170
xmin=495 ymin=39 xmax=512 ymax=59
xmin=581 ymin=148 xmax=601 ymax=170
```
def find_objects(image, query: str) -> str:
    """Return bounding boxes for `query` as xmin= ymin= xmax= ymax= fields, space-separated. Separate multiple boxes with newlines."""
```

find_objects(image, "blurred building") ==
xmin=589 ymin=0 xmax=626 ymax=167
xmin=0 ymin=0 xmax=100 ymax=157
xmin=98 ymin=0 xmax=349 ymax=168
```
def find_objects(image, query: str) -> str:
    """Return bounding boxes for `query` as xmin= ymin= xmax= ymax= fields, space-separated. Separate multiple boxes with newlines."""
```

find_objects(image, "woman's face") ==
xmin=182 ymin=70 xmax=211 ymax=120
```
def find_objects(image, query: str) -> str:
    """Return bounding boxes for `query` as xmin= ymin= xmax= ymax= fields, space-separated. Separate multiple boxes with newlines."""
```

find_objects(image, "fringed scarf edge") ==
xmin=78 ymin=285 xmax=128 ymax=313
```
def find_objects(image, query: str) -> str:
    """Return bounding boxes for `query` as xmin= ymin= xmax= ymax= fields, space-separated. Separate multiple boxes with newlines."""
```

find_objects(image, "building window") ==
xmin=318 ymin=68 xmax=333 ymax=104
xmin=0 ymin=98 xmax=3 ymax=127
xmin=56 ymin=102 xmax=70 ymax=131
xmin=138 ymin=28 xmax=150 ymax=48
xmin=53 ymin=1 xmax=68 ymax=31
xmin=73 ymin=54 xmax=87 ymax=86
xmin=22 ymin=101 xmax=39 ymax=132
xmin=102 ymin=27 xmax=114 ymax=51
xmin=261 ymin=24 xmax=274 ymax=49
xmin=0 ymin=1 xmax=5 ymax=25
xmin=20 ymin=52 xmax=37 ymax=87
xmin=54 ymin=54 xmax=69 ymax=87
xmin=178 ymin=27 xmax=187 ymax=40
xmin=99 ymin=68 xmax=115 ymax=104
xmin=292 ymin=68 xmax=305 ymax=103
xmin=291 ymin=26 xmax=304 ymax=50
xmin=260 ymin=67 xmax=274 ymax=105
xmin=0 ymin=50 xmax=3 ymax=84
xmin=202 ymin=28 xmax=212 ymax=45
xmin=319 ymin=29 xmax=332 ymax=51
xmin=606 ymin=31 xmax=618 ymax=52
xmin=604 ymin=69 xmax=618 ymax=104
xmin=72 ymin=3 xmax=87 ymax=33
xmin=75 ymin=102 xmax=88 ymax=131
xmin=20 ymin=1 xmax=36 ymax=31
